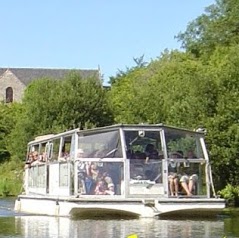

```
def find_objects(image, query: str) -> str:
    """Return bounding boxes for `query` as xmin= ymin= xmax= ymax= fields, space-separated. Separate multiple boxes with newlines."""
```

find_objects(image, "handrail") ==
xmin=207 ymin=163 xmax=217 ymax=198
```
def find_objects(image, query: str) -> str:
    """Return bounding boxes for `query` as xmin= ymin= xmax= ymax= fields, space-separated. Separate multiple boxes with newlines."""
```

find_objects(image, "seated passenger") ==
xmin=179 ymin=151 xmax=198 ymax=196
xmin=31 ymin=151 xmax=44 ymax=166
xmin=82 ymin=162 xmax=100 ymax=194
xmin=168 ymin=152 xmax=181 ymax=196
xmin=94 ymin=179 xmax=108 ymax=195
xmin=39 ymin=152 xmax=47 ymax=162
xmin=180 ymin=174 xmax=198 ymax=196
xmin=24 ymin=152 xmax=34 ymax=169
xmin=95 ymin=179 xmax=115 ymax=195
xmin=104 ymin=183 xmax=115 ymax=195
xmin=102 ymin=172 xmax=113 ymax=184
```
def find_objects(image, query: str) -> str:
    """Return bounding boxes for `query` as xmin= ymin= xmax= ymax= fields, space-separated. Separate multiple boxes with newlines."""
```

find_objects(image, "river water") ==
xmin=0 ymin=198 xmax=239 ymax=238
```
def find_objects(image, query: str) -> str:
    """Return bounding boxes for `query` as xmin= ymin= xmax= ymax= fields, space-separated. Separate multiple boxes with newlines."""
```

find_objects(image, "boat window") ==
xmin=30 ymin=144 xmax=40 ymax=154
xmin=78 ymin=130 xmax=122 ymax=158
xmin=50 ymin=138 xmax=61 ymax=161
xmin=176 ymin=160 xmax=206 ymax=196
xmin=124 ymin=130 xmax=163 ymax=187
xmin=164 ymin=129 xmax=204 ymax=159
xmin=124 ymin=130 xmax=163 ymax=160
xmin=28 ymin=165 xmax=46 ymax=188
xmin=59 ymin=135 xmax=73 ymax=161
xmin=45 ymin=142 xmax=53 ymax=161
xmin=77 ymin=161 xmax=123 ymax=195
xmin=37 ymin=142 xmax=47 ymax=162
xmin=59 ymin=163 xmax=69 ymax=187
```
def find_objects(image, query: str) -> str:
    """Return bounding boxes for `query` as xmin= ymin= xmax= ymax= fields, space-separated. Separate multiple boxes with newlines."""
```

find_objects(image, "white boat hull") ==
xmin=15 ymin=195 xmax=225 ymax=218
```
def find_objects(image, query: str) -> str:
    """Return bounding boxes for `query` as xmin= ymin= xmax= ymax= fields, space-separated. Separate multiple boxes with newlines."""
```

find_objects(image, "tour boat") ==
xmin=14 ymin=124 xmax=225 ymax=218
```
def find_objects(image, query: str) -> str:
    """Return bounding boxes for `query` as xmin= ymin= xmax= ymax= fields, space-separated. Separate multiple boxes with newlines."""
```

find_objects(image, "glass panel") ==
xmin=125 ymin=130 xmax=163 ymax=182
xmin=165 ymin=128 xmax=206 ymax=197
xmin=164 ymin=129 xmax=204 ymax=159
xmin=59 ymin=163 xmax=68 ymax=186
xmin=59 ymin=136 xmax=72 ymax=161
xmin=28 ymin=165 xmax=46 ymax=188
xmin=78 ymin=131 xmax=122 ymax=158
xmin=124 ymin=130 xmax=163 ymax=159
xmin=177 ymin=161 xmax=206 ymax=196
xmin=130 ymin=160 xmax=162 ymax=181
xmin=39 ymin=143 xmax=47 ymax=162
xmin=76 ymin=161 xmax=123 ymax=195
xmin=51 ymin=139 xmax=61 ymax=161
xmin=38 ymin=165 xmax=46 ymax=188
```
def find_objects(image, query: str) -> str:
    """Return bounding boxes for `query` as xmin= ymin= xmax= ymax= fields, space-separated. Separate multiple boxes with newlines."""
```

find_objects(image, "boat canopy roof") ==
xmin=28 ymin=123 xmax=205 ymax=146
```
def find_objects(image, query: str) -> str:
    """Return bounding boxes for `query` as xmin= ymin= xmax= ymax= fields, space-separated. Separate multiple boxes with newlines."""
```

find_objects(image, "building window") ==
xmin=6 ymin=87 xmax=13 ymax=103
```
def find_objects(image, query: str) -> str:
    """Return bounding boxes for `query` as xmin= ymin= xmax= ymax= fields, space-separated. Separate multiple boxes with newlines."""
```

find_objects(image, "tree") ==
xmin=109 ymin=50 xmax=218 ymax=128
xmin=8 ymin=72 xmax=113 ymax=159
xmin=55 ymin=71 xmax=113 ymax=130
xmin=109 ymin=55 xmax=147 ymax=85
xmin=0 ymin=102 xmax=21 ymax=162
xmin=177 ymin=0 xmax=239 ymax=57
xmin=203 ymin=45 xmax=239 ymax=188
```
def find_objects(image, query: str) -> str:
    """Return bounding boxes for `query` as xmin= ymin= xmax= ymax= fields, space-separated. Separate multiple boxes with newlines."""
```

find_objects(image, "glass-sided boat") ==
xmin=15 ymin=124 xmax=225 ymax=218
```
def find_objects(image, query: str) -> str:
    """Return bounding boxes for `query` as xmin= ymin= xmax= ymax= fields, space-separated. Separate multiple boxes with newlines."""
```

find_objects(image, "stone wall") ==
xmin=0 ymin=70 xmax=26 ymax=102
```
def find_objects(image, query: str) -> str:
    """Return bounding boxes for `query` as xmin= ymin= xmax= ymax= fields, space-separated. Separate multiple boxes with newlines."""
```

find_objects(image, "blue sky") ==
xmin=1 ymin=0 xmax=215 ymax=84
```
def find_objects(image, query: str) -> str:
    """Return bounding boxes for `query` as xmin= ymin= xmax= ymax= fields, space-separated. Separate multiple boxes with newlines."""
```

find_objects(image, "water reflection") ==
xmin=14 ymin=216 xmax=229 ymax=238
xmin=0 ymin=198 xmax=239 ymax=238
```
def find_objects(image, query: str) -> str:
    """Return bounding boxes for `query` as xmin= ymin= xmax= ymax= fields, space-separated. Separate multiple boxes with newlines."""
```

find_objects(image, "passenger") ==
xmin=180 ymin=174 xmax=198 ymax=196
xmin=39 ymin=152 xmax=47 ymax=162
xmin=87 ymin=162 xmax=100 ymax=180
xmin=94 ymin=179 xmax=108 ymax=195
xmin=104 ymin=162 xmax=121 ymax=194
xmin=105 ymin=183 xmax=115 ymax=195
xmin=186 ymin=150 xmax=197 ymax=159
xmin=102 ymin=171 xmax=113 ymax=185
xmin=84 ymin=162 xmax=103 ymax=194
xmin=168 ymin=151 xmax=181 ymax=196
xmin=24 ymin=152 xmax=34 ymax=169
xmin=31 ymin=151 xmax=41 ymax=166
xmin=77 ymin=148 xmax=85 ymax=158
xmin=179 ymin=150 xmax=198 ymax=196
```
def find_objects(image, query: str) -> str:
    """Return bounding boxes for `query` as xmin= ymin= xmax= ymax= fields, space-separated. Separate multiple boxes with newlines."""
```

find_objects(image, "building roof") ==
xmin=0 ymin=67 xmax=99 ymax=85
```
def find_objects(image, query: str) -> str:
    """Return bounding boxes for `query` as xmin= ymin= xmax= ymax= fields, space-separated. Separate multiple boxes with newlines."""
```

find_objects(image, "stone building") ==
xmin=0 ymin=68 xmax=99 ymax=102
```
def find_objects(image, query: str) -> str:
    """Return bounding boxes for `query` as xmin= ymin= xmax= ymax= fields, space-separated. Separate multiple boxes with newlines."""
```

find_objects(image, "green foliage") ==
xmin=109 ymin=50 xmax=218 ymax=128
xmin=55 ymin=72 xmax=113 ymax=129
xmin=177 ymin=0 xmax=239 ymax=57
xmin=0 ymin=159 xmax=23 ymax=196
xmin=0 ymin=102 xmax=20 ymax=162
xmin=219 ymin=184 xmax=239 ymax=206
xmin=7 ymin=72 xmax=113 ymax=160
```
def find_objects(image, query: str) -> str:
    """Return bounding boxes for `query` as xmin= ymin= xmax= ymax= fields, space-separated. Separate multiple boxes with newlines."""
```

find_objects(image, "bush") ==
xmin=218 ymin=184 xmax=239 ymax=206
xmin=0 ymin=160 xmax=24 ymax=197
